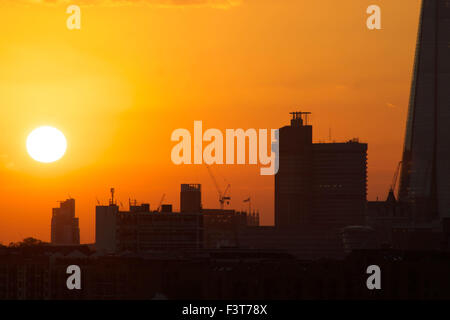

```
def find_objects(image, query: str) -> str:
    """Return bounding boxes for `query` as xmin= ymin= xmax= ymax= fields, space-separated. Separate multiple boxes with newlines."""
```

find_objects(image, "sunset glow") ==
xmin=0 ymin=0 xmax=422 ymax=244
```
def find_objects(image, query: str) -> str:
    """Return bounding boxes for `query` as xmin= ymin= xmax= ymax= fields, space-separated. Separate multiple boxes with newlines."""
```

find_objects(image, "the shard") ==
xmin=398 ymin=0 xmax=450 ymax=222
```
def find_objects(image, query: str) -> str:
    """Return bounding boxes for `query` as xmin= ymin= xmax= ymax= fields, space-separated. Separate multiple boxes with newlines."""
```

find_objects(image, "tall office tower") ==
xmin=275 ymin=112 xmax=313 ymax=228
xmin=275 ymin=112 xmax=368 ymax=229
xmin=398 ymin=0 xmax=450 ymax=222
xmin=51 ymin=198 xmax=80 ymax=245
xmin=312 ymin=141 xmax=367 ymax=226
xmin=180 ymin=184 xmax=202 ymax=213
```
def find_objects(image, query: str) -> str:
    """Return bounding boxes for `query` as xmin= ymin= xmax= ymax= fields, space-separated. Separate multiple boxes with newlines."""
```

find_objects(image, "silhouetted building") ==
xmin=341 ymin=226 xmax=378 ymax=254
xmin=239 ymin=225 xmax=345 ymax=260
xmin=367 ymin=196 xmax=411 ymax=246
xmin=96 ymin=201 xmax=203 ymax=253
xmin=239 ymin=112 xmax=368 ymax=260
xmin=364 ymin=0 xmax=450 ymax=252
xmin=312 ymin=141 xmax=367 ymax=226
xmin=202 ymin=209 xmax=250 ymax=248
xmin=275 ymin=112 xmax=367 ymax=229
xmin=51 ymin=198 xmax=80 ymax=245
xmin=180 ymin=184 xmax=202 ymax=213
xmin=95 ymin=201 xmax=119 ymax=253
xmin=275 ymin=112 xmax=313 ymax=227
xmin=96 ymin=187 xmax=256 ymax=253
xmin=4 ymin=245 xmax=450 ymax=299
xmin=398 ymin=0 xmax=450 ymax=223
xmin=161 ymin=204 xmax=173 ymax=212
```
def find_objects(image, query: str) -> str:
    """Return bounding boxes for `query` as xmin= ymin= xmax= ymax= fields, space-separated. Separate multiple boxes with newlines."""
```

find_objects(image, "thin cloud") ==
xmin=14 ymin=0 xmax=242 ymax=9
xmin=386 ymin=102 xmax=397 ymax=108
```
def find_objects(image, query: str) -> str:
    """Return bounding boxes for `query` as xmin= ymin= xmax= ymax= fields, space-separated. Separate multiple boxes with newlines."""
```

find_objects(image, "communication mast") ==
xmin=290 ymin=111 xmax=311 ymax=125
xmin=109 ymin=188 xmax=116 ymax=206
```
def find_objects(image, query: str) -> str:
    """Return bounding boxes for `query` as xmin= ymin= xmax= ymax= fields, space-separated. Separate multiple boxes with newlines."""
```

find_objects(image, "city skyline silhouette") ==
xmin=2 ymin=0 xmax=450 ymax=302
xmin=0 ymin=0 xmax=423 ymax=244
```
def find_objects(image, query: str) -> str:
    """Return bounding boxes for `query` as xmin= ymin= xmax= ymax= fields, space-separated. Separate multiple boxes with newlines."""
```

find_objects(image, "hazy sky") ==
xmin=0 ymin=0 xmax=421 ymax=244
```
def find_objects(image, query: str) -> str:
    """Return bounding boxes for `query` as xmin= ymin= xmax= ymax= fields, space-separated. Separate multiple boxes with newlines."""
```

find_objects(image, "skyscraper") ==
xmin=51 ymin=198 xmax=80 ymax=245
xmin=398 ymin=0 xmax=450 ymax=222
xmin=275 ymin=112 xmax=367 ymax=229
xmin=275 ymin=112 xmax=313 ymax=227
xmin=312 ymin=141 xmax=367 ymax=226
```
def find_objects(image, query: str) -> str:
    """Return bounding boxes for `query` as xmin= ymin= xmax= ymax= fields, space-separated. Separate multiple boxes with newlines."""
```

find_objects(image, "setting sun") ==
xmin=26 ymin=126 xmax=67 ymax=163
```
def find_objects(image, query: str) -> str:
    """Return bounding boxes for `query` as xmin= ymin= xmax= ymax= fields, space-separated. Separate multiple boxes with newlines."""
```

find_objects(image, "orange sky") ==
xmin=0 ymin=0 xmax=421 ymax=244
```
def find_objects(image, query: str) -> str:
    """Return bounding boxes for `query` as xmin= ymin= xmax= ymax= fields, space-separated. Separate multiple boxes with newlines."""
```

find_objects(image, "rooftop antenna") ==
xmin=128 ymin=198 xmax=137 ymax=207
xmin=110 ymin=188 xmax=115 ymax=206
xmin=290 ymin=111 xmax=311 ymax=126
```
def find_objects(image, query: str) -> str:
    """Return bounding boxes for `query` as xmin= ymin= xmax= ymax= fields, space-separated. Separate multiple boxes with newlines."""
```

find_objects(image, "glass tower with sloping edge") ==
xmin=398 ymin=0 xmax=450 ymax=222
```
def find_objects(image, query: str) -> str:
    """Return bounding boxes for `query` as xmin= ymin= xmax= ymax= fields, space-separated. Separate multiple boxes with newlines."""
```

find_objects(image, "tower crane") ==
xmin=157 ymin=193 xmax=166 ymax=212
xmin=243 ymin=197 xmax=251 ymax=214
xmin=206 ymin=165 xmax=231 ymax=209
xmin=388 ymin=161 xmax=402 ymax=201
